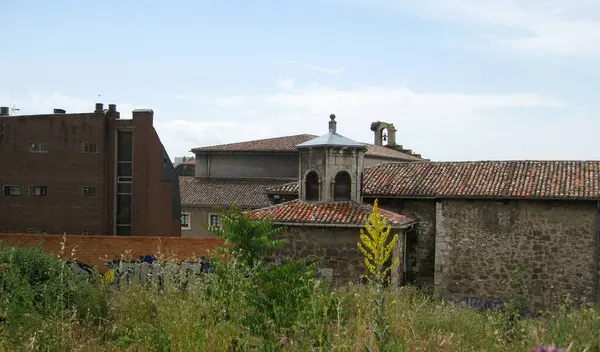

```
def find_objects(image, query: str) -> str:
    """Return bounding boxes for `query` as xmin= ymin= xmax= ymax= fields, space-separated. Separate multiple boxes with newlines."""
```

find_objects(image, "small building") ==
xmin=174 ymin=156 xmax=195 ymax=176
xmin=0 ymin=104 xmax=181 ymax=237
xmin=180 ymin=119 xmax=423 ymax=237
xmin=256 ymin=115 xmax=600 ymax=307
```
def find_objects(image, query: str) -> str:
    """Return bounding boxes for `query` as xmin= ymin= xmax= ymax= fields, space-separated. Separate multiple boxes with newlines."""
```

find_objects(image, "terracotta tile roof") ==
xmin=365 ymin=145 xmax=423 ymax=161
xmin=363 ymin=161 xmax=600 ymax=200
xmin=247 ymin=200 xmax=416 ymax=228
xmin=180 ymin=177 xmax=296 ymax=208
xmin=191 ymin=134 xmax=318 ymax=153
xmin=192 ymin=133 xmax=423 ymax=160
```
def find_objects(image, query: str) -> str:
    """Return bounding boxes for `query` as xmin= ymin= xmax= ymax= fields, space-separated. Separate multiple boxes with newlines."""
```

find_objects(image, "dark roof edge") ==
xmin=181 ymin=203 xmax=264 ymax=209
xmin=362 ymin=195 xmax=600 ymax=201
xmin=269 ymin=221 xmax=416 ymax=229
xmin=191 ymin=150 xmax=299 ymax=154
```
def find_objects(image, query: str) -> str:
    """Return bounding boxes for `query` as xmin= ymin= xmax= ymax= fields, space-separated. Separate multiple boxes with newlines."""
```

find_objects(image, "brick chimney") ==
xmin=106 ymin=104 xmax=120 ymax=119
xmin=132 ymin=109 xmax=154 ymax=125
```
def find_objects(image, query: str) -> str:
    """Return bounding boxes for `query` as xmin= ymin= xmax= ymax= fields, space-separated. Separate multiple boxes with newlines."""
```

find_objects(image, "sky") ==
xmin=1 ymin=0 xmax=600 ymax=161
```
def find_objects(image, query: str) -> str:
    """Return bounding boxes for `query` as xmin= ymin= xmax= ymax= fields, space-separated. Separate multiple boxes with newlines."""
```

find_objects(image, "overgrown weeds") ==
xmin=0 ymin=207 xmax=598 ymax=351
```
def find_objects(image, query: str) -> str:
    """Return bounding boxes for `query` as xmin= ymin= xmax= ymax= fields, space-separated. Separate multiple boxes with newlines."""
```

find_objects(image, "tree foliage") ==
xmin=208 ymin=205 xmax=287 ymax=267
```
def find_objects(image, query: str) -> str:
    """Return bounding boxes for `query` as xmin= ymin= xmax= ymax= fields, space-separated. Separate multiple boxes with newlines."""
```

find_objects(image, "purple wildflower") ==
xmin=531 ymin=346 xmax=567 ymax=352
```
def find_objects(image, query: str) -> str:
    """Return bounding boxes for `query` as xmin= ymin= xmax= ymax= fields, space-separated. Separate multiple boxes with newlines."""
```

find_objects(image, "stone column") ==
xmin=391 ymin=229 xmax=405 ymax=286
xmin=434 ymin=201 xmax=451 ymax=297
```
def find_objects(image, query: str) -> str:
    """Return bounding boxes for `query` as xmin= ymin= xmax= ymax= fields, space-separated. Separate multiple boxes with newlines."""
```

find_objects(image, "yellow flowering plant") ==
xmin=357 ymin=199 xmax=400 ymax=286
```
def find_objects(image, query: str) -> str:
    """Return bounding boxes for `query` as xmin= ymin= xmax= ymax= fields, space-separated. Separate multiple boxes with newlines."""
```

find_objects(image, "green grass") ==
xmin=0 ymin=243 xmax=598 ymax=351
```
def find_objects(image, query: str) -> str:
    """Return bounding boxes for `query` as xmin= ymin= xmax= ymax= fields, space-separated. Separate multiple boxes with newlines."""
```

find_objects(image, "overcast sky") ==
xmin=1 ymin=0 xmax=600 ymax=161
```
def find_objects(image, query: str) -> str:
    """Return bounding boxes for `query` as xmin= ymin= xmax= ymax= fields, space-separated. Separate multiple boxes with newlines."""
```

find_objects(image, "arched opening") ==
xmin=334 ymin=171 xmax=352 ymax=201
xmin=305 ymin=171 xmax=319 ymax=201
xmin=380 ymin=127 xmax=389 ymax=146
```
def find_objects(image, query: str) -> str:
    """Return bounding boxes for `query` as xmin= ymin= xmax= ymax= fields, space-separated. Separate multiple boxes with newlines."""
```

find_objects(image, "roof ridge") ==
xmin=192 ymin=133 xmax=318 ymax=150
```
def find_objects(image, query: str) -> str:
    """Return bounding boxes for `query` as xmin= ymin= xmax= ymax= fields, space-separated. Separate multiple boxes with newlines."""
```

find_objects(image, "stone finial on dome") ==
xmin=329 ymin=113 xmax=337 ymax=133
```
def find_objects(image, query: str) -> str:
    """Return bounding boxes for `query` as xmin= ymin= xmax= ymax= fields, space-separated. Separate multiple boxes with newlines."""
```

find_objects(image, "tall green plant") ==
xmin=357 ymin=199 xmax=401 ymax=352
xmin=208 ymin=205 xmax=287 ymax=266
xmin=357 ymin=199 xmax=400 ymax=286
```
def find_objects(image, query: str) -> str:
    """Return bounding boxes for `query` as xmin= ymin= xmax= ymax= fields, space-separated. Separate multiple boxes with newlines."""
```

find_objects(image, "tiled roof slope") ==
xmin=248 ymin=200 xmax=416 ymax=228
xmin=192 ymin=134 xmax=318 ymax=153
xmin=365 ymin=145 xmax=422 ymax=161
xmin=191 ymin=134 xmax=423 ymax=160
xmin=265 ymin=181 xmax=299 ymax=194
xmin=364 ymin=161 xmax=600 ymax=200
xmin=180 ymin=177 xmax=295 ymax=208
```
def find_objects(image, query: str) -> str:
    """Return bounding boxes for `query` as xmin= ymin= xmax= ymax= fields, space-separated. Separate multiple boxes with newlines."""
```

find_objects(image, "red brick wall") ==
xmin=0 ymin=113 xmax=108 ymax=235
xmin=0 ymin=233 xmax=224 ymax=272
xmin=1 ymin=107 xmax=181 ymax=237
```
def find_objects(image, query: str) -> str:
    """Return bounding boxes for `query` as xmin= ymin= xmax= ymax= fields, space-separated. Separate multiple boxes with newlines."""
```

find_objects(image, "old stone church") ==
xmin=181 ymin=114 xmax=600 ymax=306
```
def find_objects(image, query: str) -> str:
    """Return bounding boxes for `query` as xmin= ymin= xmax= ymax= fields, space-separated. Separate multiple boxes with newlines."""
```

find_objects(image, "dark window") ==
xmin=181 ymin=213 xmax=190 ymax=228
xmin=117 ymin=131 xmax=133 ymax=162
xmin=4 ymin=186 xmax=22 ymax=196
xmin=83 ymin=142 xmax=98 ymax=153
xmin=210 ymin=214 xmax=221 ymax=228
xmin=117 ymin=183 xmax=132 ymax=194
xmin=117 ymin=194 xmax=132 ymax=225
xmin=29 ymin=186 xmax=47 ymax=196
xmin=83 ymin=186 xmax=97 ymax=197
xmin=117 ymin=162 xmax=133 ymax=177
xmin=334 ymin=171 xmax=352 ymax=201
xmin=305 ymin=171 xmax=319 ymax=201
xmin=29 ymin=143 xmax=48 ymax=153
xmin=116 ymin=225 xmax=131 ymax=236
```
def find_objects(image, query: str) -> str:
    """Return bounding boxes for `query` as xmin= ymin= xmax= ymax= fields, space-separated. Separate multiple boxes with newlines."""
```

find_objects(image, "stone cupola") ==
xmin=295 ymin=114 xmax=367 ymax=202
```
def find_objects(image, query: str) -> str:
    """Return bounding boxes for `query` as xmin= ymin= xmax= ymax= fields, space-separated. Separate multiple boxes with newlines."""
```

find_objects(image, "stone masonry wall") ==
xmin=273 ymin=225 xmax=405 ymax=284
xmin=273 ymin=226 xmax=364 ymax=283
xmin=365 ymin=198 xmax=436 ymax=288
xmin=435 ymin=199 xmax=598 ymax=307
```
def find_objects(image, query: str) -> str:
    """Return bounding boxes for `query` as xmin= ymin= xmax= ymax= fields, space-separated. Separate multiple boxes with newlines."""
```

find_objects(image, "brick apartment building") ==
xmin=0 ymin=104 xmax=181 ymax=236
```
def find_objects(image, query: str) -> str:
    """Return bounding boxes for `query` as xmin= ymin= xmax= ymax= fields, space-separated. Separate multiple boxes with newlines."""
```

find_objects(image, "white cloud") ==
xmin=182 ymin=82 xmax=595 ymax=161
xmin=275 ymin=77 xmax=296 ymax=90
xmin=363 ymin=0 xmax=600 ymax=57
xmin=272 ymin=60 xmax=346 ymax=74
xmin=5 ymin=86 xmax=597 ymax=161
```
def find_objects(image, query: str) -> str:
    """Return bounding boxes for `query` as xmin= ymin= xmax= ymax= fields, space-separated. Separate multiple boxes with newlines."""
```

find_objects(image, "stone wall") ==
xmin=273 ymin=225 xmax=405 ymax=284
xmin=365 ymin=198 xmax=436 ymax=288
xmin=435 ymin=199 xmax=598 ymax=307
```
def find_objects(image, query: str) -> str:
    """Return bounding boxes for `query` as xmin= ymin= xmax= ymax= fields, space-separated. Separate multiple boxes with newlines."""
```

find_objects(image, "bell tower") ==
xmin=295 ymin=114 xmax=367 ymax=202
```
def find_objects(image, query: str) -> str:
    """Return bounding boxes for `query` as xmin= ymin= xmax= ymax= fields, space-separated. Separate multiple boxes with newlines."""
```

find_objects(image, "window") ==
xmin=4 ymin=186 xmax=22 ymax=196
xmin=83 ymin=142 xmax=98 ymax=153
xmin=209 ymin=214 xmax=221 ymax=229
xmin=117 ymin=194 xmax=132 ymax=224
xmin=181 ymin=212 xmax=190 ymax=229
xmin=29 ymin=142 xmax=48 ymax=153
xmin=333 ymin=171 xmax=352 ymax=201
xmin=29 ymin=186 xmax=47 ymax=196
xmin=83 ymin=186 xmax=97 ymax=197
xmin=117 ymin=131 xmax=133 ymax=162
xmin=305 ymin=171 xmax=320 ymax=201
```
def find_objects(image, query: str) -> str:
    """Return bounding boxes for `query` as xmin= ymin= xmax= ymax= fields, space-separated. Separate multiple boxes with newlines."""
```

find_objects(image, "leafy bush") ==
xmin=208 ymin=205 xmax=286 ymax=267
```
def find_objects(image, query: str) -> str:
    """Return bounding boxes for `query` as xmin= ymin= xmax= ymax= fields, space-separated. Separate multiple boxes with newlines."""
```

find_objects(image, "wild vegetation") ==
xmin=0 ymin=202 xmax=598 ymax=351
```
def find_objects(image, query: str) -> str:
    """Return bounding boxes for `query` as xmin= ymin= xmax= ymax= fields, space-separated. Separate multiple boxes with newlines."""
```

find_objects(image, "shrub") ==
xmin=208 ymin=205 xmax=286 ymax=267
